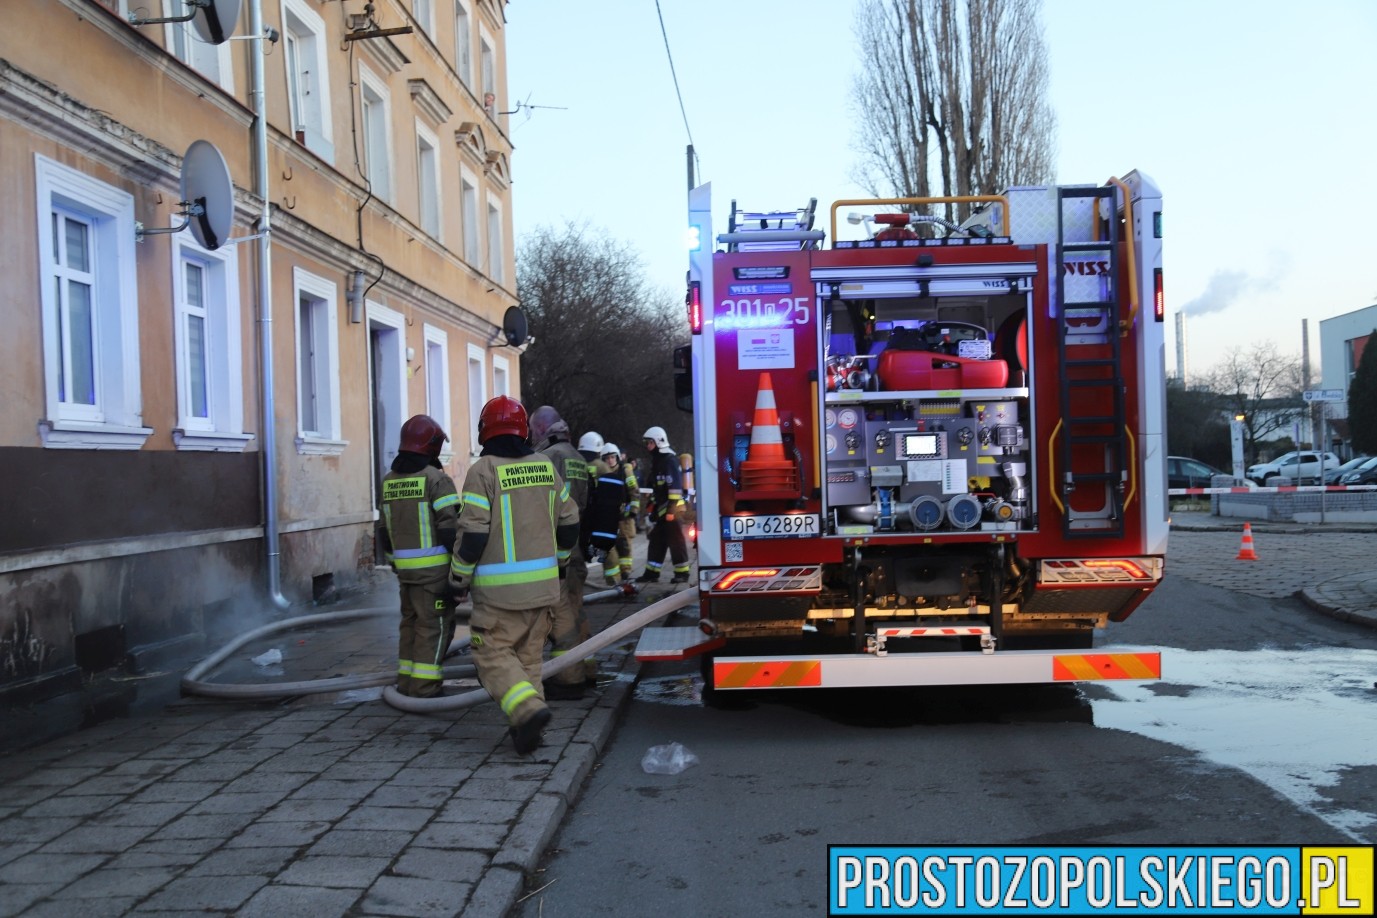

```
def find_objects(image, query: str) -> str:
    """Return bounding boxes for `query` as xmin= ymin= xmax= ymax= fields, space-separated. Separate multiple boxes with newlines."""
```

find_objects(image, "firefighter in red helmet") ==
xmin=377 ymin=414 xmax=460 ymax=698
xmin=449 ymin=396 xmax=580 ymax=754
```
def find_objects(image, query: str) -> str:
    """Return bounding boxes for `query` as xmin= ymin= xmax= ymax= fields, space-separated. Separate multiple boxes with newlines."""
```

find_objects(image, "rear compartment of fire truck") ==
xmin=688 ymin=185 xmax=1164 ymax=695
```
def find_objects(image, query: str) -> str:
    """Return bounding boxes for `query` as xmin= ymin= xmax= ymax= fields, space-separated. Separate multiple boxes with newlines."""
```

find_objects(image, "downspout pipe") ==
xmin=249 ymin=0 xmax=290 ymax=610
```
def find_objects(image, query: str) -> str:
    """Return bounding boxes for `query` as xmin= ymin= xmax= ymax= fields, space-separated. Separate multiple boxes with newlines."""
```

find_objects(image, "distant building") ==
xmin=1319 ymin=304 xmax=1377 ymax=457
xmin=1 ymin=0 xmax=521 ymax=702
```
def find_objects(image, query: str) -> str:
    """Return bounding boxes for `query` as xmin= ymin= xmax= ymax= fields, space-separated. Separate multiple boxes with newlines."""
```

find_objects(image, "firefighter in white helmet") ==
xmin=529 ymin=406 xmax=594 ymax=699
xmin=637 ymin=426 xmax=691 ymax=583
xmin=593 ymin=442 xmax=639 ymax=586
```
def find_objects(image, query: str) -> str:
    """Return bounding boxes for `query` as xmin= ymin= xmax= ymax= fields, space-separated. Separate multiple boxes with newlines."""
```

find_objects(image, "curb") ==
xmin=1295 ymin=586 xmax=1377 ymax=631
xmin=485 ymin=622 xmax=644 ymax=917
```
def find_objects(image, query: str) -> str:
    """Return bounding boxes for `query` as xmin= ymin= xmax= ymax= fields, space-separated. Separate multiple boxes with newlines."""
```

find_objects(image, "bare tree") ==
xmin=1204 ymin=342 xmax=1305 ymax=463
xmin=516 ymin=223 xmax=692 ymax=453
xmin=851 ymin=0 xmax=1057 ymax=220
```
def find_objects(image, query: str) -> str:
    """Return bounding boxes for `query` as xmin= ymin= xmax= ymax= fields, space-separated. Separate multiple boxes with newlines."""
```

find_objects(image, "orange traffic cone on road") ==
xmin=738 ymin=372 xmax=799 ymax=496
xmin=1235 ymin=522 xmax=1259 ymax=561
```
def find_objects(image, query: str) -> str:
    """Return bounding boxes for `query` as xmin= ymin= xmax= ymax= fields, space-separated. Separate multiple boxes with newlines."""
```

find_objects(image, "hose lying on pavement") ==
xmin=180 ymin=606 xmax=476 ymax=700
xmin=381 ymin=586 xmax=697 ymax=713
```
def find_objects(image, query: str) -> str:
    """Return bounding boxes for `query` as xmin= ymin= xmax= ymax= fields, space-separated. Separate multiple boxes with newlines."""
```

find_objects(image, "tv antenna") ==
xmin=500 ymin=93 xmax=568 ymax=120
xmin=490 ymin=305 xmax=531 ymax=350
xmin=137 ymin=140 xmax=235 ymax=250
xmin=128 ymin=0 xmax=241 ymax=44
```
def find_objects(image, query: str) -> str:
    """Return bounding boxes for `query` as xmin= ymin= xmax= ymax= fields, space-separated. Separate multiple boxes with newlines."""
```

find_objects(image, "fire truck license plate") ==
xmin=724 ymin=514 xmax=820 ymax=540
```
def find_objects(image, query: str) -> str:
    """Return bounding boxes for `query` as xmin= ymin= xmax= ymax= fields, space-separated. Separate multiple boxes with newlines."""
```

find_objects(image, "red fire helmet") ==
xmin=399 ymin=414 xmax=449 ymax=458
xmin=478 ymin=396 xmax=528 ymax=444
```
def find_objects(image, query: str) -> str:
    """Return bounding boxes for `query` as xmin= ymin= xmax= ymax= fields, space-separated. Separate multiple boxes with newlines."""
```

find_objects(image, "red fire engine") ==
xmin=639 ymin=174 xmax=1168 ymax=696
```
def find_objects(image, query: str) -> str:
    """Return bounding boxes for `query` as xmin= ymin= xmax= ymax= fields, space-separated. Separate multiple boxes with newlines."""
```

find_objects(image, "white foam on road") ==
xmin=1094 ymin=645 xmax=1377 ymax=841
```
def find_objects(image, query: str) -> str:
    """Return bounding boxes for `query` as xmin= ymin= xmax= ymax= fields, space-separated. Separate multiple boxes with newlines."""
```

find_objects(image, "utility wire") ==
xmin=655 ymin=0 xmax=699 ymax=172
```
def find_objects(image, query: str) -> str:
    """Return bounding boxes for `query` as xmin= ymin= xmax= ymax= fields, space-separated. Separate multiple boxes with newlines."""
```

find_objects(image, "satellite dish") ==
xmin=193 ymin=0 xmax=241 ymax=44
xmin=180 ymin=140 xmax=234 ymax=251
xmin=502 ymin=306 xmax=529 ymax=347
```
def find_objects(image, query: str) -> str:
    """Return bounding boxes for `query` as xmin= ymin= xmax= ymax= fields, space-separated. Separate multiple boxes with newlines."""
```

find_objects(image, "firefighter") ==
xmin=449 ymin=396 xmax=579 ymax=755
xmin=636 ymin=425 xmax=692 ymax=583
xmin=529 ymin=405 xmax=593 ymax=699
xmin=597 ymin=443 xmax=640 ymax=585
xmin=376 ymin=414 xmax=460 ymax=698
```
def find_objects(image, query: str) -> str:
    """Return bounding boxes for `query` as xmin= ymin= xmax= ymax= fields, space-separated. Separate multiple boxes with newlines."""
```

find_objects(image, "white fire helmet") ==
xmin=643 ymin=426 xmax=670 ymax=451
xmin=578 ymin=431 xmax=605 ymax=453
xmin=601 ymin=442 xmax=621 ymax=459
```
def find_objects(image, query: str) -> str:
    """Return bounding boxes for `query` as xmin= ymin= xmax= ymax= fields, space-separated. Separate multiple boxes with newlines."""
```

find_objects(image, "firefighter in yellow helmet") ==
xmin=377 ymin=414 xmax=460 ymax=698
xmin=528 ymin=405 xmax=594 ymax=700
xmin=449 ymin=397 xmax=580 ymax=754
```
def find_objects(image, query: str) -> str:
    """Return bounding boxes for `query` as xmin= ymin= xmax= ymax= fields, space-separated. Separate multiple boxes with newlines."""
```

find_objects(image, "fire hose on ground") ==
xmin=179 ymin=583 xmax=692 ymax=708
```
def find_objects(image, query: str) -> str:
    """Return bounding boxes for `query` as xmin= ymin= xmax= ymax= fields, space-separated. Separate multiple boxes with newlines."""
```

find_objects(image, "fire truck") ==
xmin=637 ymin=173 xmax=1168 ymax=697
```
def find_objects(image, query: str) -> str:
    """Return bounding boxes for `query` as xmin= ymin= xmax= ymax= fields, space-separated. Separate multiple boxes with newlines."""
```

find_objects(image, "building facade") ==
xmin=1319 ymin=304 xmax=1377 ymax=457
xmin=0 ymin=0 xmax=519 ymax=702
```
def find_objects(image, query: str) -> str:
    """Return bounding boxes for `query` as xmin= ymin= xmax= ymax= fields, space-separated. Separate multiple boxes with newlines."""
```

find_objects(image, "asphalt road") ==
xmin=516 ymin=530 xmax=1377 ymax=916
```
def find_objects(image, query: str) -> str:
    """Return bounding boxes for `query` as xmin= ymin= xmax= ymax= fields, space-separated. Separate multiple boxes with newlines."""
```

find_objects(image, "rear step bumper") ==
xmin=701 ymin=649 xmax=1160 ymax=689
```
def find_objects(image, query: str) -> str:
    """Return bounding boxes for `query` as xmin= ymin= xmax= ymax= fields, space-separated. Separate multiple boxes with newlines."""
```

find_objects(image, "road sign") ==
xmin=1303 ymin=389 xmax=1344 ymax=402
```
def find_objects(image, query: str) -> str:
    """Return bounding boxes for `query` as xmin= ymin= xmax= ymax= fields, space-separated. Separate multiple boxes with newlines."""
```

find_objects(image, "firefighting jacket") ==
xmin=450 ymin=450 xmax=579 ymax=612
xmin=377 ymin=453 xmax=459 ymax=586
xmin=586 ymin=461 xmax=631 ymax=551
xmin=647 ymin=449 xmax=685 ymax=520
xmin=537 ymin=437 xmax=591 ymax=512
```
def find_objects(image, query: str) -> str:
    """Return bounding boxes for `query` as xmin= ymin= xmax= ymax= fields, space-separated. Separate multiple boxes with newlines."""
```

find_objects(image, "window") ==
xmin=423 ymin=325 xmax=451 ymax=458
xmin=293 ymin=268 xmax=344 ymax=452
xmin=359 ymin=65 xmax=393 ymax=203
xmin=454 ymin=2 xmax=472 ymax=86
xmin=164 ymin=0 xmax=234 ymax=92
xmin=461 ymin=170 xmax=479 ymax=265
xmin=479 ymin=32 xmax=495 ymax=114
xmin=467 ymin=344 xmax=486 ymax=457
xmin=170 ymin=234 xmax=250 ymax=451
xmin=412 ymin=0 xmax=433 ymax=36
xmin=416 ymin=122 xmax=440 ymax=238
xmin=283 ymin=0 xmax=333 ymax=161
xmin=492 ymin=354 xmax=509 ymax=398
xmin=487 ymin=198 xmax=504 ymax=284
xmin=35 ymin=155 xmax=148 ymax=449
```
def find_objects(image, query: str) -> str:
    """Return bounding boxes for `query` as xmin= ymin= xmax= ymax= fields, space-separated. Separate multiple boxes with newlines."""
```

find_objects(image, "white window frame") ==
xmin=467 ymin=343 xmax=486 ymax=458
xmin=492 ymin=353 xmax=510 ymax=399
xmin=358 ymin=63 xmax=393 ymax=204
xmin=479 ymin=27 xmax=496 ymax=114
xmin=293 ymin=268 xmax=345 ymax=453
xmin=423 ymin=324 xmax=452 ymax=461
xmin=454 ymin=1 xmax=472 ymax=87
xmin=163 ymin=0 xmax=235 ymax=93
xmin=282 ymin=0 xmax=334 ymax=162
xmin=35 ymin=155 xmax=149 ymax=450
xmin=415 ymin=120 xmax=441 ymax=239
xmin=486 ymin=197 xmax=504 ymax=284
xmin=170 ymin=233 xmax=252 ymax=451
xmin=460 ymin=168 xmax=479 ymax=265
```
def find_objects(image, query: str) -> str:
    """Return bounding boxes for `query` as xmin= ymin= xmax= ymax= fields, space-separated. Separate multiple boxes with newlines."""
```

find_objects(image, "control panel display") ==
xmin=894 ymin=430 xmax=946 ymax=460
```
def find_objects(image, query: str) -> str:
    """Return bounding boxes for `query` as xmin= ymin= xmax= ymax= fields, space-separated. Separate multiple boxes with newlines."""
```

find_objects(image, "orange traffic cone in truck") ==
xmin=738 ymin=372 xmax=800 ymax=498
xmin=1235 ymin=522 xmax=1259 ymax=561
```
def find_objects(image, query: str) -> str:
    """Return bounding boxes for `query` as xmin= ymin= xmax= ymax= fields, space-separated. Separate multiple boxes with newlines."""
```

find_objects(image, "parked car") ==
xmin=1247 ymin=450 xmax=1339 ymax=484
xmin=1168 ymin=456 xmax=1225 ymax=491
xmin=1339 ymin=455 xmax=1377 ymax=486
xmin=1324 ymin=454 xmax=1372 ymax=485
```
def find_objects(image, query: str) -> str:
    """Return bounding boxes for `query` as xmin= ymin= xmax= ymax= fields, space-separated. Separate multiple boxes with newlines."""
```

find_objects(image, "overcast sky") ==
xmin=505 ymin=1 xmax=1377 ymax=378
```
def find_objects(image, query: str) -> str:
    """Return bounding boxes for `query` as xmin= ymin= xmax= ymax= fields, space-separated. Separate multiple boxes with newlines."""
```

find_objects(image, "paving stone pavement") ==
xmin=0 ymin=547 xmax=689 ymax=918
xmin=1168 ymin=511 xmax=1377 ymax=628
